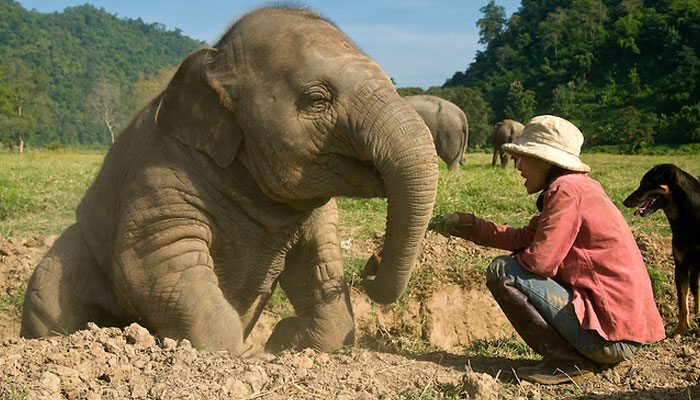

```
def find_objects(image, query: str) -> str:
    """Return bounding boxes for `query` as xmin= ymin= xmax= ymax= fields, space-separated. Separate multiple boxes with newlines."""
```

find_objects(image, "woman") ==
xmin=436 ymin=115 xmax=665 ymax=385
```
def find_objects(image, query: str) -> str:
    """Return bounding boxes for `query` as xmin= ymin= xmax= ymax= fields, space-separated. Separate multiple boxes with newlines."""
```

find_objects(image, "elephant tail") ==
xmin=459 ymin=116 xmax=468 ymax=165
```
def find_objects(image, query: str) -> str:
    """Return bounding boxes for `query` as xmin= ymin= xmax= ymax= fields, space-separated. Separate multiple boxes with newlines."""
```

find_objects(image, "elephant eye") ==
xmin=297 ymin=83 xmax=332 ymax=117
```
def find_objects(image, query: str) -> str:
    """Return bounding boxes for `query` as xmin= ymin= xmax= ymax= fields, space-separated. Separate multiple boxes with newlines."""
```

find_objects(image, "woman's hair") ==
xmin=545 ymin=165 xmax=570 ymax=186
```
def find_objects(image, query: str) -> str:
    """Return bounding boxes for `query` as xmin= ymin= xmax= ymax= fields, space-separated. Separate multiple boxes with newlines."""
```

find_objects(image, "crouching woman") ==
xmin=436 ymin=115 xmax=665 ymax=385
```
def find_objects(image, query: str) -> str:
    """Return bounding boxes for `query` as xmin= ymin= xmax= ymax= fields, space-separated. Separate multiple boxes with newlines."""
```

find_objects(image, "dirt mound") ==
xmin=0 ymin=231 xmax=698 ymax=399
xmin=1 ymin=322 xmax=504 ymax=400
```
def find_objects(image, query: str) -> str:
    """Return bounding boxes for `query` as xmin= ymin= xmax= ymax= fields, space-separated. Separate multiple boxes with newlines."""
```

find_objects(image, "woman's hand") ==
xmin=429 ymin=212 xmax=477 ymax=240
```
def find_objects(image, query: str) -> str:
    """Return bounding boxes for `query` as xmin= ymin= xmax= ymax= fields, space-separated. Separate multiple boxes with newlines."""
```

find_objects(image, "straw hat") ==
xmin=502 ymin=115 xmax=590 ymax=173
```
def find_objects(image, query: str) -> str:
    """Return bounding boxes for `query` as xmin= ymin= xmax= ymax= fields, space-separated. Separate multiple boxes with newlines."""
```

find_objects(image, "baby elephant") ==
xmin=21 ymin=7 xmax=438 ymax=356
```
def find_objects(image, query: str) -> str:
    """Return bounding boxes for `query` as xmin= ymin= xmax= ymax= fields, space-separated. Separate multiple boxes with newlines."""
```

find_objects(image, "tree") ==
xmin=124 ymin=66 xmax=176 ymax=120
xmin=504 ymin=81 xmax=536 ymax=123
xmin=477 ymin=1 xmax=506 ymax=46
xmin=0 ymin=81 xmax=16 ymax=151
xmin=0 ymin=78 xmax=13 ymax=117
xmin=0 ymin=59 xmax=47 ymax=153
xmin=87 ymin=79 xmax=121 ymax=144
xmin=611 ymin=106 xmax=656 ymax=152
xmin=569 ymin=0 xmax=608 ymax=41
xmin=551 ymin=81 xmax=580 ymax=120
xmin=538 ymin=7 xmax=566 ymax=57
xmin=396 ymin=87 xmax=425 ymax=97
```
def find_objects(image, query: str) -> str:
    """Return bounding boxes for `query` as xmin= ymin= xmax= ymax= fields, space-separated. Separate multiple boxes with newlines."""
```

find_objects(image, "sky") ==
xmin=17 ymin=1 xmax=521 ymax=89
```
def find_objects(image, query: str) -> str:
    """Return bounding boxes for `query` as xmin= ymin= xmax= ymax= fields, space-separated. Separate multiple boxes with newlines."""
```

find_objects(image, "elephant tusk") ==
xmin=154 ymin=94 xmax=165 ymax=125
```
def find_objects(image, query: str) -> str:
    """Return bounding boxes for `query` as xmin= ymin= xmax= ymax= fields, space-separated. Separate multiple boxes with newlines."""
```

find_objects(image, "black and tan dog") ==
xmin=624 ymin=163 xmax=700 ymax=335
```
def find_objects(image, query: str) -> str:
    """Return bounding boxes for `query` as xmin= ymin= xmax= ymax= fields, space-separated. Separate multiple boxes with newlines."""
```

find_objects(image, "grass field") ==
xmin=1 ymin=150 xmax=698 ymax=238
xmin=0 ymin=150 xmax=104 ymax=236
xmin=338 ymin=152 xmax=700 ymax=240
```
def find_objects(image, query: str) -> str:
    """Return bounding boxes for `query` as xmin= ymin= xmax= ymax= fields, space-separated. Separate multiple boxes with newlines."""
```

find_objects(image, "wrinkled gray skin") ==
xmin=492 ymin=119 xmax=524 ymax=168
xmin=21 ymin=7 xmax=438 ymax=356
xmin=403 ymin=95 xmax=468 ymax=171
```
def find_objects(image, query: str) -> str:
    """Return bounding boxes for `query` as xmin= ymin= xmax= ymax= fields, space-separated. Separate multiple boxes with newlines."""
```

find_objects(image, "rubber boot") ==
xmin=486 ymin=276 xmax=572 ymax=357
xmin=516 ymin=346 xmax=596 ymax=385
xmin=486 ymin=276 xmax=597 ymax=385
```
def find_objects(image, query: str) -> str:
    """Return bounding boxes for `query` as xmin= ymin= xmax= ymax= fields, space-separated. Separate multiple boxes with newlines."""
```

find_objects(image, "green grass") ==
xmin=465 ymin=334 xmax=538 ymax=360
xmin=0 ymin=286 xmax=26 ymax=317
xmin=2 ymin=374 xmax=29 ymax=400
xmin=344 ymin=256 xmax=367 ymax=289
xmin=398 ymin=385 xmax=463 ymax=400
xmin=434 ymin=153 xmax=700 ymax=237
xmin=2 ymin=150 xmax=698 ymax=238
xmin=0 ymin=150 xmax=104 ymax=236
xmin=337 ymin=152 xmax=700 ymax=243
xmin=336 ymin=197 xmax=387 ymax=239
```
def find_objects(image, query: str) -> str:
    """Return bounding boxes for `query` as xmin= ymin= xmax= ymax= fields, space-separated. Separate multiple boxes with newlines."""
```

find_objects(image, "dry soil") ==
xmin=0 ymin=231 xmax=698 ymax=399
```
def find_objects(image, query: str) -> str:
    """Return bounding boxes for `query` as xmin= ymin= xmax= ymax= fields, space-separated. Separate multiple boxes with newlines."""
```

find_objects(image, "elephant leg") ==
xmin=118 ymin=226 xmax=245 ymax=355
xmin=492 ymin=149 xmax=499 ymax=166
xmin=266 ymin=201 xmax=354 ymax=353
xmin=447 ymin=159 xmax=461 ymax=171
xmin=501 ymin=151 xmax=511 ymax=168
xmin=21 ymin=225 xmax=126 ymax=337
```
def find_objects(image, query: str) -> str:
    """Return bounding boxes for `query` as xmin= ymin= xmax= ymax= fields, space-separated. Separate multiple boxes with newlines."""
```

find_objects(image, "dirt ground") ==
xmin=0 ymin=231 xmax=698 ymax=399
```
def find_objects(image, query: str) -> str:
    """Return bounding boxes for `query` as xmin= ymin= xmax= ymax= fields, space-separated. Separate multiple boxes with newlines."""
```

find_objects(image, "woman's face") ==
xmin=516 ymin=155 xmax=552 ymax=194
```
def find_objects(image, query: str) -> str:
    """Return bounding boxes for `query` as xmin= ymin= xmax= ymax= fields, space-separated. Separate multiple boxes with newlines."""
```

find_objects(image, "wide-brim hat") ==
xmin=501 ymin=115 xmax=590 ymax=173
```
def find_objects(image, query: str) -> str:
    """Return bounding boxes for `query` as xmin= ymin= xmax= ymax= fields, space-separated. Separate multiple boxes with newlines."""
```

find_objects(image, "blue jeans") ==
xmin=486 ymin=255 xmax=639 ymax=364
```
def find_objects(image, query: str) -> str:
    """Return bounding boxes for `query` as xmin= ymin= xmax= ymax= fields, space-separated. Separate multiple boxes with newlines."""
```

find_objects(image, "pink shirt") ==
xmin=472 ymin=173 xmax=665 ymax=343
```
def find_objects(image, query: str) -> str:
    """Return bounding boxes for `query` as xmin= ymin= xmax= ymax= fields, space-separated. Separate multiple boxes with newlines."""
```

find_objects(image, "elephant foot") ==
xmin=265 ymin=317 xmax=306 ymax=353
xmin=264 ymin=316 xmax=354 ymax=354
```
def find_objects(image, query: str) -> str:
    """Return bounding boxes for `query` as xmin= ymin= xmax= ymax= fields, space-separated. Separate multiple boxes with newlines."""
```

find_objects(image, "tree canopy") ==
xmin=2 ymin=1 xmax=698 ymax=152
xmin=443 ymin=0 xmax=700 ymax=149
xmin=0 ymin=1 xmax=203 ymax=148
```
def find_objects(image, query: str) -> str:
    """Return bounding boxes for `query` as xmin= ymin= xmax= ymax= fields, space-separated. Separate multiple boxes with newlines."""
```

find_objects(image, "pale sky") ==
xmin=17 ymin=1 xmax=521 ymax=89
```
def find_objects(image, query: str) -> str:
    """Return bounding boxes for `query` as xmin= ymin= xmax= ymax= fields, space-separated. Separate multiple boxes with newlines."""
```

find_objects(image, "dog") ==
xmin=624 ymin=163 xmax=700 ymax=335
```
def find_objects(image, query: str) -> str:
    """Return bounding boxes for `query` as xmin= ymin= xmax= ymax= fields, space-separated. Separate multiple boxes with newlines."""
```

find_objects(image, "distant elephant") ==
xmin=403 ymin=95 xmax=469 ymax=171
xmin=21 ymin=7 xmax=438 ymax=356
xmin=492 ymin=119 xmax=524 ymax=168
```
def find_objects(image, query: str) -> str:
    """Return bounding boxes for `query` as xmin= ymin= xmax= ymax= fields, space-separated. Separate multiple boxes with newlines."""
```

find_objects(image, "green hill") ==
xmin=444 ymin=0 xmax=700 ymax=151
xmin=0 ymin=0 xmax=204 ymax=148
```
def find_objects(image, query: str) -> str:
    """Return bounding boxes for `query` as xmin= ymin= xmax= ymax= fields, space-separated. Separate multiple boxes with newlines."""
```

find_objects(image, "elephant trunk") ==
xmin=361 ymin=89 xmax=438 ymax=304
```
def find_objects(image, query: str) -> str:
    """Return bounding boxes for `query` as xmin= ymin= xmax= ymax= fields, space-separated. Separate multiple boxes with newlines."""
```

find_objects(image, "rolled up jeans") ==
xmin=486 ymin=255 xmax=639 ymax=364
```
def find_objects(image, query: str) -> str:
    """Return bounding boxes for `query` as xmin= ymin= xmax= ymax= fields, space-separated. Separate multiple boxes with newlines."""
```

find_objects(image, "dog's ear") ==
xmin=156 ymin=48 xmax=242 ymax=167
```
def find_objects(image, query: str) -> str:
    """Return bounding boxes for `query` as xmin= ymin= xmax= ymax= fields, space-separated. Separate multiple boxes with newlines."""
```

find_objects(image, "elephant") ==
xmin=492 ymin=119 xmax=524 ymax=168
xmin=402 ymin=95 xmax=469 ymax=171
xmin=20 ymin=7 xmax=439 ymax=356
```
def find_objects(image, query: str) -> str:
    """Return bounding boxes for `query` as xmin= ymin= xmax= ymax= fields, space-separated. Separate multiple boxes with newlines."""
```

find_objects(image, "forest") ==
xmin=0 ymin=0 xmax=202 ymax=149
xmin=441 ymin=0 xmax=700 ymax=151
xmin=0 ymin=0 xmax=699 ymax=152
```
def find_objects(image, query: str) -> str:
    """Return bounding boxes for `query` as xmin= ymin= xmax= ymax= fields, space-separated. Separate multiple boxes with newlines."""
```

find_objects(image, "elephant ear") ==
xmin=156 ymin=47 xmax=242 ymax=167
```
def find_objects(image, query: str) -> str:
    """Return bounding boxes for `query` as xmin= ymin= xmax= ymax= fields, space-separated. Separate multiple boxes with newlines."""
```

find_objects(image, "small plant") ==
xmin=646 ymin=264 xmax=671 ymax=300
xmin=3 ymin=374 xmax=29 ymax=400
xmin=426 ymin=214 xmax=447 ymax=232
xmin=343 ymin=256 xmax=367 ymax=288
xmin=397 ymin=380 xmax=462 ymax=400
xmin=0 ymin=286 xmax=26 ymax=317
xmin=266 ymin=287 xmax=295 ymax=319
xmin=465 ymin=334 xmax=538 ymax=360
